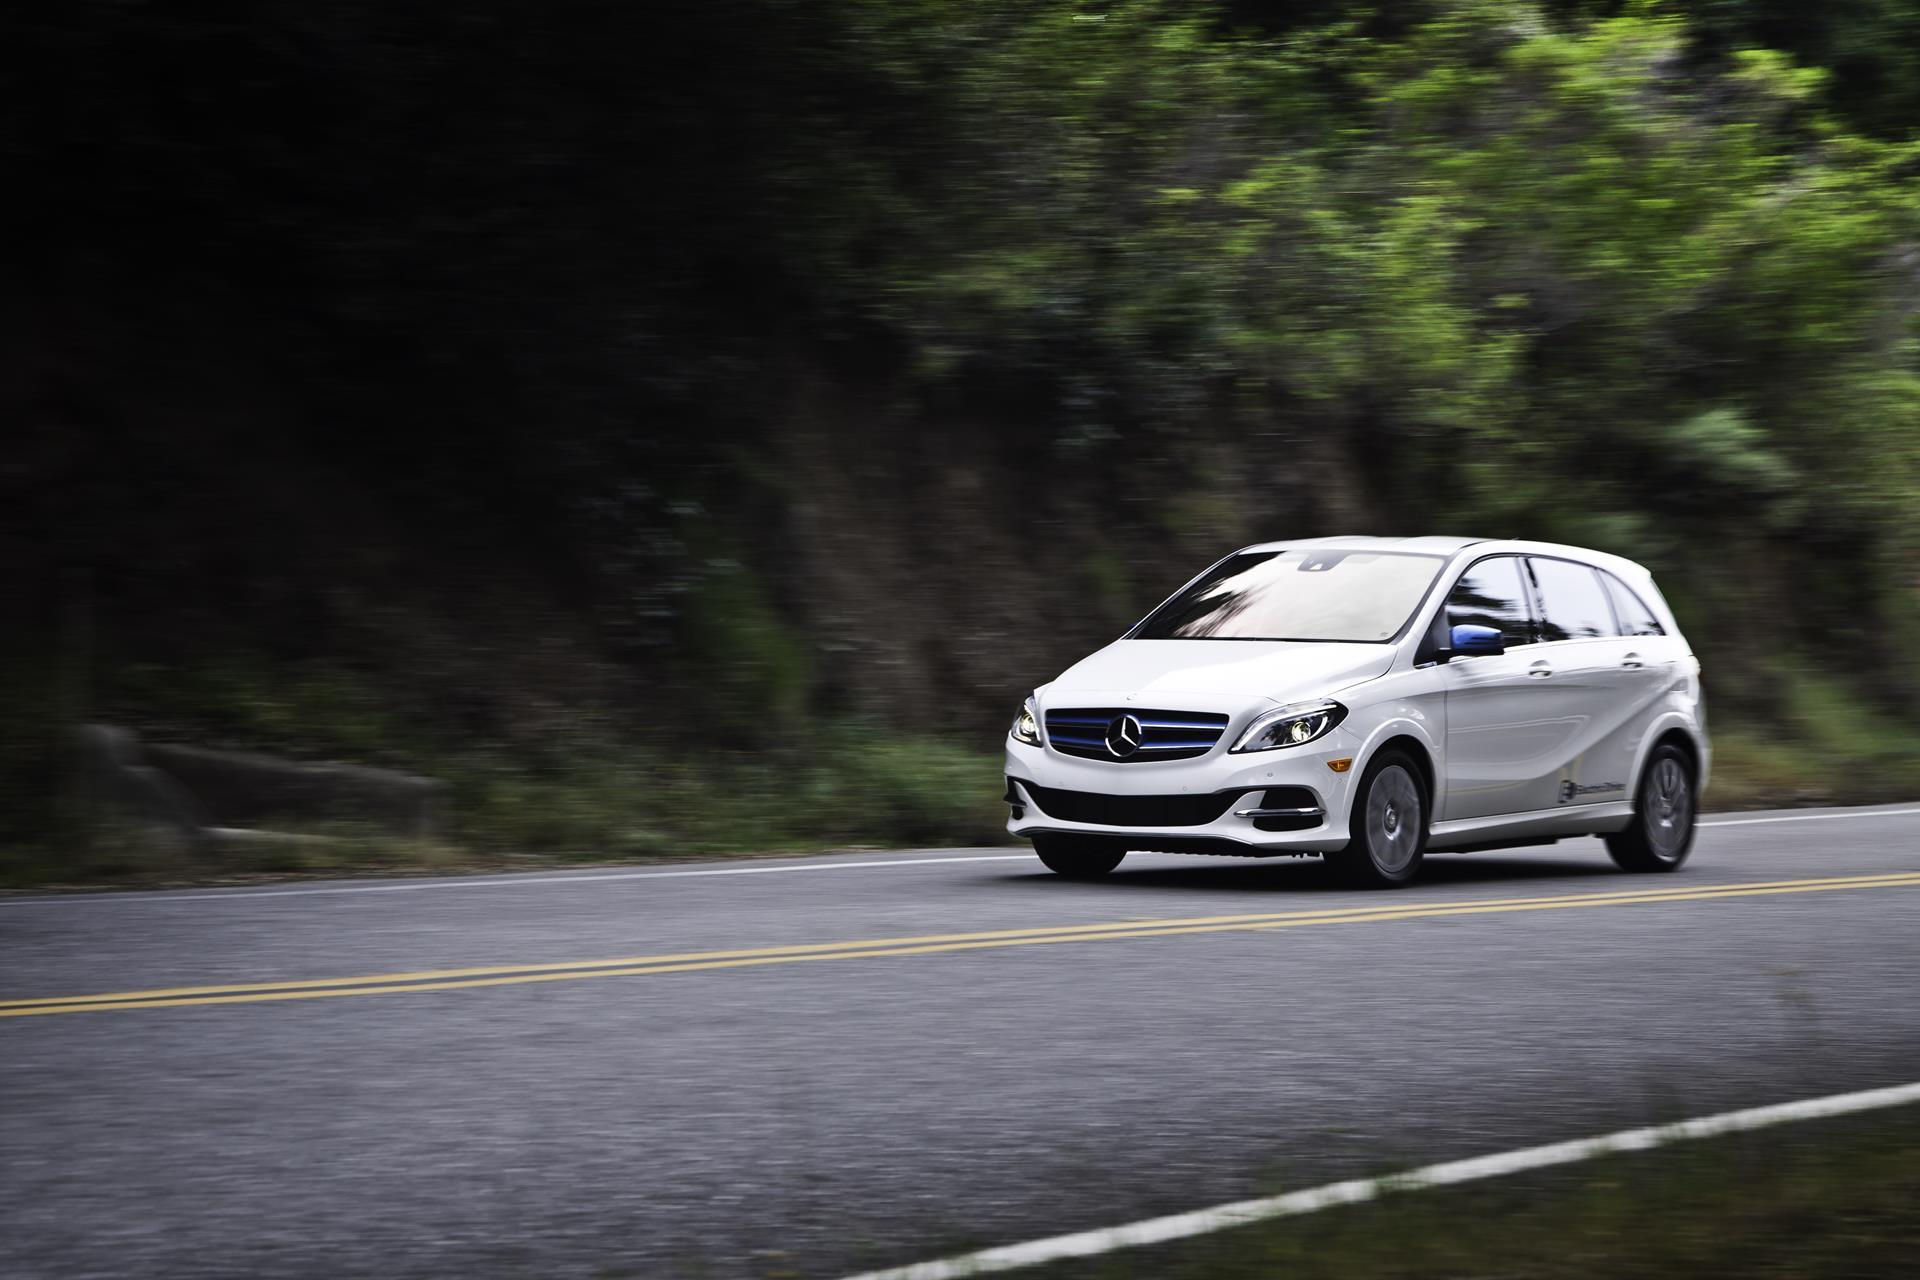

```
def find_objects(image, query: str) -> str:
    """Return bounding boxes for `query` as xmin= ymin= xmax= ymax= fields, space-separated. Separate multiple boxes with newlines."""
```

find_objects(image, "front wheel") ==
xmin=1031 ymin=835 xmax=1127 ymax=878
xmin=1606 ymin=745 xmax=1697 ymax=872
xmin=1326 ymin=751 xmax=1428 ymax=888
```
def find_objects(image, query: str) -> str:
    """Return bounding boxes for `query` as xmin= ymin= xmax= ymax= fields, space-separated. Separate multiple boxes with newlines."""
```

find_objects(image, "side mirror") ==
xmin=1450 ymin=624 xmax=1505 ymax=657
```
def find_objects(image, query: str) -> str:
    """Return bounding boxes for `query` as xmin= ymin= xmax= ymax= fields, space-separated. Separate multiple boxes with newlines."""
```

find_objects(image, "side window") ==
xmin=1528 ymin=558 xmax=1618 ymax=641
xmin=1601 ymin=571 xmax=1666 ymax=637
xmin=1445 ymin=556 xmax=1532 ymax=644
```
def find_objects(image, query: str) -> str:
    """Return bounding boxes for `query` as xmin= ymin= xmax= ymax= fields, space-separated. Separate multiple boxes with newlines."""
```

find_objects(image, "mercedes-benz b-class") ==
xmin=1006 ymin=537 xmax=1707 ymax=886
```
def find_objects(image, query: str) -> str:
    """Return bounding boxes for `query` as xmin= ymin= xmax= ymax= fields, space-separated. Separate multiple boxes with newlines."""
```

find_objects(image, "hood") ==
xmin=1045 ymin=639 xmax=1394 ymax=706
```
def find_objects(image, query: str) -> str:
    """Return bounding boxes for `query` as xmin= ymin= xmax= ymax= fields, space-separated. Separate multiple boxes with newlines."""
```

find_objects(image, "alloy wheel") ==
xmin=1645 ymin=755 xmax=1693 ymax=862
xmin=1366 ymin=764 xmax=1423 ymax=875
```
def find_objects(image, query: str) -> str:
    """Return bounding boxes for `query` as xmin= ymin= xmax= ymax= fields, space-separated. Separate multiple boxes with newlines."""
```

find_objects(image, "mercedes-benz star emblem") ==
xmin=1105 ymin=713 xmax=1143 ymax=759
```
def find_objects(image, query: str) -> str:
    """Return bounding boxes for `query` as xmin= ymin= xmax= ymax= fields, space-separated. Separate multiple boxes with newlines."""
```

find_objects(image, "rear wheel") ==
xmin=1031 ymin=835 xmax=1127 ymax=878
xmin=1606 ymin=744 xmax=1696 ymax=872
xmin=1326 ymin=750 xmax=1428 ymax=888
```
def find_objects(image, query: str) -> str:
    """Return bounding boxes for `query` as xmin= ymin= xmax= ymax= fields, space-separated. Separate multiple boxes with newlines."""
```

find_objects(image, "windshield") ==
xmin=1132 ymin=549 xmax=1444 ymax=643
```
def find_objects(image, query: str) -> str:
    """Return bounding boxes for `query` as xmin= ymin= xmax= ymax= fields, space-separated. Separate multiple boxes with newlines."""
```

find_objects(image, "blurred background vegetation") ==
xmin=4 ymin=1 xmax=1918 ymax=877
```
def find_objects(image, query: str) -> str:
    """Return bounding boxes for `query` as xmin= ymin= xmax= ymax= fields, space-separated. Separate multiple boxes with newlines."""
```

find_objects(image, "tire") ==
xmin=1031 ymin=835 xmax=1127 ymax=878
xmin=1606 ymin=743 xmax=1697 ymax=873
xmin=1326 ymin=750 xmax=1428 ymax=888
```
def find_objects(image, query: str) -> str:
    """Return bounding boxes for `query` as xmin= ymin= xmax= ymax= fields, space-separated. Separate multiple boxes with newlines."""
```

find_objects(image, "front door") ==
xmin=1440 ymin=555 xmax=1573 ymax=820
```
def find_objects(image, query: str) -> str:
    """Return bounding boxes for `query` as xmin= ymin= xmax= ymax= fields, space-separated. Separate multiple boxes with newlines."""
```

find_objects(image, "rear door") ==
xmin=1439 ymin=555 xmax=1566 ymax=821
xmin=1597 ymin=567 xmax=1685 ymax=783
xmin=1523 ymin=557 xmax=1635 ymax=810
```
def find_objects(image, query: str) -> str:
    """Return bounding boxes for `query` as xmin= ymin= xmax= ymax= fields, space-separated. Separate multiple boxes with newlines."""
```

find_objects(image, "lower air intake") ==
xmin=1014 ymin=780 xmax=1240 ymax=827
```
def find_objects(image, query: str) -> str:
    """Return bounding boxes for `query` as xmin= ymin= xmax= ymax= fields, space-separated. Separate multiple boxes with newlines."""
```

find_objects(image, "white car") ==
xmin=1006 ymin=537 xmax=1707 ymax=886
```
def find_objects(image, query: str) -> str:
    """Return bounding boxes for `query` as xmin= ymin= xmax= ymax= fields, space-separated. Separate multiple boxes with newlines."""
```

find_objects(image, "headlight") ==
xmin=1010 ymin=699 xmax=1042 ymax=747
xmin=1231 ymin=700 xmax=1347 ymax=753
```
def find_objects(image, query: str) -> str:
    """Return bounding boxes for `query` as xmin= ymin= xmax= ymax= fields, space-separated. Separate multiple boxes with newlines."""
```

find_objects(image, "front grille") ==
xmin=1044 ymin=708 xmax=1231 ymax=762
xmin=1014 ymin=779 xmax=1241 ymax=827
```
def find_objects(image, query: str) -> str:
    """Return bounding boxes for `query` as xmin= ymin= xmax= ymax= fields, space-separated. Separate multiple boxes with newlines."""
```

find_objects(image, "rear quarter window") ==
xmin=1601 ymin=570 xmax=1666 ymax=637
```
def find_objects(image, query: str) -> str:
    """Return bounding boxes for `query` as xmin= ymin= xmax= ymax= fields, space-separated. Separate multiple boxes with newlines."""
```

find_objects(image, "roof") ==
xmin=1240 ymin=535 xmax=1488 ymax=555
xmin=1236 ymin=535 xmax=1653 ymax=578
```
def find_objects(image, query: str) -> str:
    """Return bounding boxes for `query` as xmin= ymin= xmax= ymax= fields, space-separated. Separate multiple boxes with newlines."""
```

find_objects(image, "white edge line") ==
xmin=1700 ymin=806 xmax=1920 ymax=828
xmin=7 ymin=805 xmax=1917 ymax=907
xmin=838 ymin=1079 xmax=1920 ymax=1280
xmin=0 ymin=854 xmax=1037 ymax=906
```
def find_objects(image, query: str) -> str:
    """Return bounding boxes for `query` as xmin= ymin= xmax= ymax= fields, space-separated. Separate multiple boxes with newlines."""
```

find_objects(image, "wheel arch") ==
xmin=1631 ymin=718 xmax=1709 ymax=800
xmin=1332 ymin=730 xmax=1437 ymax=886
xmin=1342 ymin=704 xmax=1444 ymax=835
xmin=1653 ymin=727 xmax=1700 ymax=773
xmin=1362 ymin=732 xmax=1437 ymax=812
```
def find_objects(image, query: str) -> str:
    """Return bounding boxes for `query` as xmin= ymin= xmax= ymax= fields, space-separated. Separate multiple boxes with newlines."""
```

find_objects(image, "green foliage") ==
xmin=831 ymin=0 xmax=1920 ymax=710
xmin=677 ymin=556 xmax=815 ymax=743
xmin=449 ymin=729 xmax=1006 ymax=860
xmin=1668 ymin=409 xmax=1798 ymax=515
xmin=104 ymin=657 xmax=415 ymax=765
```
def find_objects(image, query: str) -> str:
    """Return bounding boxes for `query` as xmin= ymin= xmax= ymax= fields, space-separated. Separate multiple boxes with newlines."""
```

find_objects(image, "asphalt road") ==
xmin=5 ymin=803 xmax=1920 ymax=1279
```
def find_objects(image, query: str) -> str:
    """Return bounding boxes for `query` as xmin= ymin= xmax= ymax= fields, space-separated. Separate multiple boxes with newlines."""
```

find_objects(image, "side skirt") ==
xmin=1427 ymin=801 xmax=1634 ymax=851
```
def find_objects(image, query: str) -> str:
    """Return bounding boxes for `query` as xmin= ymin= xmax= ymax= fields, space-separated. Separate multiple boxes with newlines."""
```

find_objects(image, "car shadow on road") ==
xmin=1005 ymin=847 xmax=1628 ymax=893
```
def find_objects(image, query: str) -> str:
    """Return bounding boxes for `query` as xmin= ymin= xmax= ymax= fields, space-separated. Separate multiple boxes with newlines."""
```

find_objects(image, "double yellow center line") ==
xmin=6 ymin=870 xmax=1918 ymax=1019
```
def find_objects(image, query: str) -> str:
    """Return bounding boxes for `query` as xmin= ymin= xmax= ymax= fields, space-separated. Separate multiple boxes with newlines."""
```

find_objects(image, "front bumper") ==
xmin=1004 ymin=727 xmax=1362 ymax=855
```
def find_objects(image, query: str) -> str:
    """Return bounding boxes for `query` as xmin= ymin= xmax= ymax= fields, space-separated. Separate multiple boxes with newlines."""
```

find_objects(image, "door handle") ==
xmin=1621 ymin=652 xmax=1644 ymax=669
xmin=1528 ymin=660 xmax=1554 ymax=678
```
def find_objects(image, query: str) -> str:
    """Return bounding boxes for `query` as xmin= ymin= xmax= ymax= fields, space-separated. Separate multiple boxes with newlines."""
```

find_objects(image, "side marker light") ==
xmin=1327 ymin=757 xmax=1354 ymax=773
